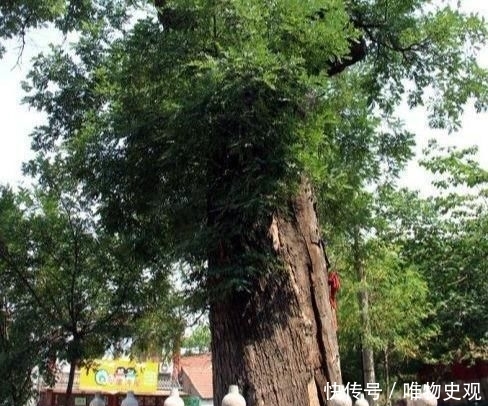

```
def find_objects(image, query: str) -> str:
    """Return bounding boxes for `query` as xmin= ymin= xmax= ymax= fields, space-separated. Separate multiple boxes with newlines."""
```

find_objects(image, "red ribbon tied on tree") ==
xmin=328 ymin=271 xmax=341 ymax=310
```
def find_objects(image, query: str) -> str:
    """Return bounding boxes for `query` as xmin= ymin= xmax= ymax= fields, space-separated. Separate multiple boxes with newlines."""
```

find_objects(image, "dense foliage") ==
xmin=19 ymin=0 xmax=488 ymax=298
xmin=0 ymin=159 xmax=167 ymax=401
xmin=378 ymin=143 xmax=488 ymax=362
xmin=0 ymin=0 xmax=487 ymax=404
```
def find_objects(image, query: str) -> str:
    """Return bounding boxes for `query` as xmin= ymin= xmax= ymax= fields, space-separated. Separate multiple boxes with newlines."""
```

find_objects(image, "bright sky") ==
xmin=0 ymin=1 xmax=487 ymax=193
xmin=0 ymin=29 xmax=59 ymax=188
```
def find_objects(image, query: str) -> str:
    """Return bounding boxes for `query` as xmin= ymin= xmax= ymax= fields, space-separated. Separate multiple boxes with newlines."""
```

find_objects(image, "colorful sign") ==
xmin=79 ymin=360 xmax=159 ymax=394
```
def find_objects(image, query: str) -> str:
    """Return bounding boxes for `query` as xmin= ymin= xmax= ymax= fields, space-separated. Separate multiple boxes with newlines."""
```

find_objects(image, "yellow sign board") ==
xmin=79 ymin=360 xmax=159 ymax=394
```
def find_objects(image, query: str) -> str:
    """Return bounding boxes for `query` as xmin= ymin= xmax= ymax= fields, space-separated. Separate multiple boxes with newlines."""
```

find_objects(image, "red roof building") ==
xmin=179 ymin=353 xmax=213 ymax=402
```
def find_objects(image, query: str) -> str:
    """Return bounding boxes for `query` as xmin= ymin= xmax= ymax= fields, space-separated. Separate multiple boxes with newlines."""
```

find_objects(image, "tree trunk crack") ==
xmin=292 ymin=199 xmax=330 ymax=384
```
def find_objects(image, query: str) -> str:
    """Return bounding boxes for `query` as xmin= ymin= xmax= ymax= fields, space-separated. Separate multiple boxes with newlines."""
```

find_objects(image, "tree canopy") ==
xmin=18 ymin=0 xmax=487 ymax=296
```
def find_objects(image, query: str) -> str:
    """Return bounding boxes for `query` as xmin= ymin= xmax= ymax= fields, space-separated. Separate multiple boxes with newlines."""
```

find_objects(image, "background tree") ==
xmin=4 ymin=0 xmax=487 ymax=404
xmin=130 ymin=286 xmax=210 ymax=386
xmin=336 ymin=237 xmax=437 ymax=399
xmin=0 ymin=158 xmax=166 ymax=405
xmin=380 ymin=142 xmax=488 ymax=363
xmin=313 ymin=69 xmax=416 ymax=405
xmin=331 ymin=141 xmax=487 ymax=399
xmin=183 ymin=322 xmax=211 ymax=355
xmin=131 ymin=288 xmax=186 ymax=361
xmin=0 ymin=188 xmax=53 ymax=406
xmin=0 ymin=302 xmax=43 ymax=406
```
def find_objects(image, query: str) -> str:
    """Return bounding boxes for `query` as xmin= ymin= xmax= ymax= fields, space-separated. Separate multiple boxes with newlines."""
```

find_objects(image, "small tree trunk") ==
xmin=210 ymin=179 xmax=342 ymax=406
xmin=361 ymin=346 xmax=376 ymax=403
xmin=172 ymin=327 xmax=183 ymax=384
xmin=353 ymin=230 xmax=376 ymax=406
xmin=384 ymin=349 xmax=390 ymax=406
xmin=65 ymin=358 xmax=77 ymax=406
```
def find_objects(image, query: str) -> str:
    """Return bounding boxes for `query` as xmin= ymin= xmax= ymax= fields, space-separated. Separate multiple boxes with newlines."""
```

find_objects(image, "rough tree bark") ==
xmin=210 ymin=179 xmax=342 ymax=406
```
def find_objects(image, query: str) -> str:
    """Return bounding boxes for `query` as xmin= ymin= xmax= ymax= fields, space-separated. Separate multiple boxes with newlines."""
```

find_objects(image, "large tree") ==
xmin=6 ymin=0 xmax=487 ymax=404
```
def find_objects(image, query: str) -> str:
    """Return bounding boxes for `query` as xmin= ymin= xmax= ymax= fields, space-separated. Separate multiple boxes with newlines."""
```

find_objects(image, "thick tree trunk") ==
xmin=210 ymin=179 xmax=342 ymax=406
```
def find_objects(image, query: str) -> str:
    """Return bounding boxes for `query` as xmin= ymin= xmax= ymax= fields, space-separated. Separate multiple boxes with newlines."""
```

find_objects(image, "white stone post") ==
xmin=355 ymin=393 xmax=369 ymax=406
xmin=121 ymin=391 xmax=138 ymax=406
xmin=164 ymin=388 xmax=185 ymax=406
xmin=418 ymin=384 xmax=437 ymax=406
xmin=89 ymin=392 xmax=105 ymax=406
xmin=222 ymin=385 xmax=246 ymax=406
xmin=329 ymin=385 xmax=353 ymax=406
